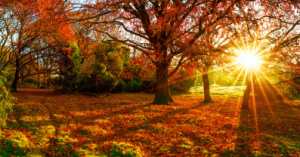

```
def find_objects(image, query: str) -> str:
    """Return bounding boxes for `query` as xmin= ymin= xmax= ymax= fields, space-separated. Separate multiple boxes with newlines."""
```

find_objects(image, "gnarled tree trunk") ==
xmin=153 ymin=63 xmax=173 ymax=105
xmin=202 ymin=64 xmax=212 ymax=103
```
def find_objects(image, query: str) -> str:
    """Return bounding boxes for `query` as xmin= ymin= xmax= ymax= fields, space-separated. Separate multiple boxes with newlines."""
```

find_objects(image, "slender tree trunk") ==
xmin=49 ymin=55 xmax=53 ymax=87
xmin=38 ymin=75 xmax=40 ymax=87
xmin=21 ymin=71 xmax=24 ymax=84
xmin=48 ymin=75 xmax=51 ymax=86
xmin=37 ymin=52 xmax=40 ymax=87
xmin=44 ymin=72 xmax=46 ymax=87
xmin=94 ymin=75 xmax=100 ymax=95
xmin=12 ymin=59 xmax=20 ymax=91
xmin=202 ymin=64 xmax=212 ymax=103
xmin=153 ymin=63 xmax=173 ymax=105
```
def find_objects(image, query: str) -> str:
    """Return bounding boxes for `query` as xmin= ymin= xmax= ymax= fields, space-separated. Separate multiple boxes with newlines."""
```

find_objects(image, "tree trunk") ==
xmin=37 ymin=51 xmax=40 ymax=87
xmin=242 ymin=73 xmax=256 ymax=109
xmin=94 ymin=75 xmax=100 ymax=96
xmin=153 ymin=64 xmax=173 ymax=105
xmin=21 ymin=71 xmax=24 ymax=84
xmin=38 ymin=74 xmax=40 ymax=87
xmin=241 ymin=83 xmax=251 ymax=109
xmin=12 ymin=59 xmax=20 ymax=91
xmin=202 ymin=65 xmax=212 ymax=103
xmin=44 ymin=73 xmax=46 ymax=87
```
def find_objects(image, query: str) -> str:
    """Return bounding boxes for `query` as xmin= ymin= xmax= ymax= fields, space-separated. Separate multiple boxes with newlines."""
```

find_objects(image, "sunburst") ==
xmin=235 ymin=49 xmax=263 ymax=69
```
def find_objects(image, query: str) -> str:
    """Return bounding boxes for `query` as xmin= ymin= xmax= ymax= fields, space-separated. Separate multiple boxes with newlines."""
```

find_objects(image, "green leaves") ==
xmin=0 ymin=68 xmax=14 ymax=128
xmin=92 ymin=41 xmax=130 ymax=94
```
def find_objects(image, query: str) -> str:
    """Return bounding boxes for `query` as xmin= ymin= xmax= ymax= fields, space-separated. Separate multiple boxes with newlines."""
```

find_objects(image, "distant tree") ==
xmin=0 ymin=0 xmax=74 ymax=91
xmin=0 ymin=8 xmax=13 ymax=71
xmin=189 ymin=26 xmax=231 ymax=103
xmin=56 ymin=42 xmax=81 ymax=93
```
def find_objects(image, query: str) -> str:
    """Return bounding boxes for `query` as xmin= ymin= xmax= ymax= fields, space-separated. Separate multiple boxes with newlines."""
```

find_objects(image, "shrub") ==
xmin=55 ymin=42 xmax=81 ymax=93
xmin=78 ymin=75 xmax=93 ymax=92
xmin=99 ymin=142 xmax=144 ymax=157
xmin=44 ymin=135 xmax=78 ymax=156
xmin=170 ymin=69 xmax=196 ymax=94
xmin=111 ymin=80 xmax=128 ymax=93
xmin=25 ymin=78 xmax=38 ymax=85
xmin=92 ymin=41 xmax=129 ymax=94
xmin=0 ymin=70 xmax=14 ymax=128
xmin=52 ymin=76 xmax=64 ymax=90
xmin=0 ymin=131 xmax=30 ymax=156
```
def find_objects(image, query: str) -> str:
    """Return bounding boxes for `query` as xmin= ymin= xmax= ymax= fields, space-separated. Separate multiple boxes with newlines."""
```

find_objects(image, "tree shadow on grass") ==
xmin=235 ymin=108 xmax=253 ymax=156
xmin=69 ymin=103 xmax=154 ymax=125
xmin=235 ymin=84 xmax=300 ymax=157
xmin=12 ymin=88 xmax=61 ymax=97
xmin=6 ymin=100 xmax=211 ymax=154
xmin=85 ymin=102 xmax=210 ymax=143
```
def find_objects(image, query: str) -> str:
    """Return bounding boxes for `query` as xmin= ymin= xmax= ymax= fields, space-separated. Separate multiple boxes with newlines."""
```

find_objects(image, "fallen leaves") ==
xmin=0 ymin=88 xmax=298 ymax=156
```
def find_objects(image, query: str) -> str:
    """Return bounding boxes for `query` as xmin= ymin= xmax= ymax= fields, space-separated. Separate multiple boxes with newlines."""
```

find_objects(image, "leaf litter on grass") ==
xmin=1 ymin=88 xmax=299 ymax=156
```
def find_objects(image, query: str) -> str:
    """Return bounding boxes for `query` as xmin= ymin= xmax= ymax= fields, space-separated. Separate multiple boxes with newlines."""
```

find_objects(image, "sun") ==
xmin=235 ymin=50 xmax=263 ymax=69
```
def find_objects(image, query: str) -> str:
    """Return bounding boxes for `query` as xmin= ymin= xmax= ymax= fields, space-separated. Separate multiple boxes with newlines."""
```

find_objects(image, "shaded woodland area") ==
xmin=0 ymin=0 xmax=300 ymax=156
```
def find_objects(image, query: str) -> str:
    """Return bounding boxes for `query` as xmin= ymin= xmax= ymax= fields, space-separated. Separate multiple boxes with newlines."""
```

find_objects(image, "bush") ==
xmin=111 ymin=79 xmax=155 ymax=93
xmin=170 ymin=78 xmax=195 ymax=94
xmin=98 ymin=142 xmax=144 ymax=157
xmin=55 ymin=42 xmax=81 ymax=93
xmin=52 ymin=76 xmax=64 ymax=90
xmin=78 ymin=75 xmax=93 ymax=92
xmin=92 ymin=41 xmax=129 ymax=94
xmin=44 ymin=135 xmax=79 ymax=156
xmin=127 ymin=79 xmax=139 ymax=92
xmin=0 ymin=131 xmax=30 ymax=156
xmin=25 ymin=78 xmax=38 ymax=85
xmin=111 ymin=79 xmax=128 ymax=93
xmin=0 ymin=70 xmax=14 ymax=128
xmin=170 ymin=69 xmax=196 ymax=94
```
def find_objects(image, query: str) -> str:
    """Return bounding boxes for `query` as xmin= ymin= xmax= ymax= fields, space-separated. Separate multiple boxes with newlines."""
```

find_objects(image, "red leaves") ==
xmin=7 ymin=88 xmax=300 ymax=156
xmin=121 ymin=56 xmax=155 ymax=81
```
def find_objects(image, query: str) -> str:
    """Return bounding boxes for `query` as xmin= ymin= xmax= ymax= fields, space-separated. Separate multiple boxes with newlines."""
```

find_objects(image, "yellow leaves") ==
xmin=21 ymin=115 xmax=49 ymax=122
xmin=82 ymin=125 xmax=108 ymax=136
xmin=7 ymin=131 xmax=30 ymax=148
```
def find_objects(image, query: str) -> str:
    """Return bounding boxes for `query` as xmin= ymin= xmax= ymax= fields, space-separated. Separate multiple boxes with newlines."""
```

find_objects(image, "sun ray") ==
xmin=250 ymin=67 xmax=260 ymax=140
xmin=258 ymin=66 xmax=300 ymax=118
xmin=219 ymin=66 xmax=247 ymax=106
xmin=253 ymin=69 xmax=279 ymax=125
xmin=214 ymin=64 xmax=244 ymax=85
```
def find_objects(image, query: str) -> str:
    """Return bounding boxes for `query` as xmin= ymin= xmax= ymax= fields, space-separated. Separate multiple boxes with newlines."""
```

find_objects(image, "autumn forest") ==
xmin=0 ymin=0 xmax=300 ymax=156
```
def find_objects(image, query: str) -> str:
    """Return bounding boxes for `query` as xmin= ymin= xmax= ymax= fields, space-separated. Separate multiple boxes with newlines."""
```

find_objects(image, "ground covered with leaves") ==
xmin=1 ymin=88 xmax=299 ymax=156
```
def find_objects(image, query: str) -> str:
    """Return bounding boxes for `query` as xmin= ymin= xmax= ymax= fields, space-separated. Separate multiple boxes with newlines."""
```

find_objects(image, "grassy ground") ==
xmin=190 ymin=86 xmax=246 ymax=99
xmin=0 ymin=88 xmax=299 ymax=156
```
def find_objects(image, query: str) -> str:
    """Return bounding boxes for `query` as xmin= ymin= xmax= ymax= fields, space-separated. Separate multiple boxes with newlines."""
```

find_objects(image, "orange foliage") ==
xmin=121 ymin=56 xmax=155 ymax=81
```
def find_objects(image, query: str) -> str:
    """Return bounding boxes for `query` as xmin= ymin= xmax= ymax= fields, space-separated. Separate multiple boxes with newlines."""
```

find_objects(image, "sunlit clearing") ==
xmin=235 ymin=50 xmax=263 ymax=69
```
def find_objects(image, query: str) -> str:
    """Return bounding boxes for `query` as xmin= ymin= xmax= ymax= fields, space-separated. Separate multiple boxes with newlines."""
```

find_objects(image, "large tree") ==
xmin=75 ymin=0 xmax=237 ymax=104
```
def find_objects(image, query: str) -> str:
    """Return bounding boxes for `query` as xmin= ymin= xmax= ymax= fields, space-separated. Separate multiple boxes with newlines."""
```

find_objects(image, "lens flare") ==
xmin=235 ymin=51 xmax=263 ymax=69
